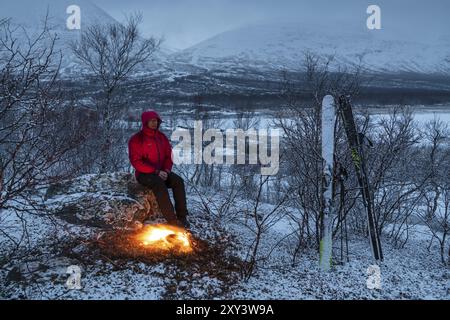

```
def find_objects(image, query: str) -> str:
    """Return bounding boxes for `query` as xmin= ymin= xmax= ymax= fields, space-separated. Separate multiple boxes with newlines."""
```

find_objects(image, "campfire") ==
xmin=134 ymin=224 xmax=193 ymax=254
xmin=91 ymin=221 xmax=243 ymax=296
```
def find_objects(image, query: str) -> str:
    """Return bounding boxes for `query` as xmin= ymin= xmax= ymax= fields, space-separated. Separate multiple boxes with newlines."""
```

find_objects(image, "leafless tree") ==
xmin=276 ymin=52 xmax=364 ymax=261
xmin=276 ymin=50 xmax=448 ymax=266
xmin=229 ymin=110 xmax=261 ymax=198
xmin=179 ymin=95 xmax=226 ymax=188
xmin=240 ymin=175 xmax=289 ymax=280
xmin=417 ymin=119 xmax=450 ymax=265
xmin=71 ymin=13 xmax=161 ymax=173
xmin=187 ymin=180 xmax=241 ymax=224
xmin=359 ymin=107 xmax=424 ymax=248
xmin=0 ymin=19 xmax=85 ymax=265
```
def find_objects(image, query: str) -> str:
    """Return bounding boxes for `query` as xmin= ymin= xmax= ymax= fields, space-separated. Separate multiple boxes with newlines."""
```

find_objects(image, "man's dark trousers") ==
xmin=137 ymin=172 xmax=188 ymax=224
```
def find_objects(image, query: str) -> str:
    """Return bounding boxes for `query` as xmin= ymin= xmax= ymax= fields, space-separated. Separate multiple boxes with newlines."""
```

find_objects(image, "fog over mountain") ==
xmin=92 ymin=0 xmax=450 ymax=49
xmin=171 ymin=19 xmax=450 ymax=74
xmin=2 ymin=0 xmax=449 ymax=76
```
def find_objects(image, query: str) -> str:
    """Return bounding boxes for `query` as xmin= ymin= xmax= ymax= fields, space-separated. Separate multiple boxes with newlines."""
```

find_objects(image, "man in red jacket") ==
xmin=128 ymin=110 xmax=189 ymax=228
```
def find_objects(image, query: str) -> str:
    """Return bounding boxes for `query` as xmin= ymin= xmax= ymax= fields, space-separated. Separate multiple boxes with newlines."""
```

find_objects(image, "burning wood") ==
xmin=90 ymin=221 xmax=243 ymax=296
xmin=134 ymin=224 xmax=193 ymax=253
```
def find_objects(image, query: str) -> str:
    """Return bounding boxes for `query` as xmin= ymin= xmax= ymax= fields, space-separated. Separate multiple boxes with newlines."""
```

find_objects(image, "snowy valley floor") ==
xmin=0 ymin=195 xmax=449 ymax=300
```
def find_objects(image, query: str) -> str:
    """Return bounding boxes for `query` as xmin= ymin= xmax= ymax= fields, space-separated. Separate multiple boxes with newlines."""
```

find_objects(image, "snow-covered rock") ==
xmin=44 ymin=172 xmax=162 ymax=229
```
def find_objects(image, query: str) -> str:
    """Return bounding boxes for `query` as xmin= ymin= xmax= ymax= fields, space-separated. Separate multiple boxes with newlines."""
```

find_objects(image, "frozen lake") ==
xmin=366 ymin=105 xmax=450 ymax=128
xmin=124 ymin=105 xmax=450 ymax=132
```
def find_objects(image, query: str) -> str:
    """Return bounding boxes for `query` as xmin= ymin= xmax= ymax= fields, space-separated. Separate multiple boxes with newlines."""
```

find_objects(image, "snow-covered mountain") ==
xmin=171 ymin=21 xmax=450 ymax=75
xmin=2 ymin=0 xmax=117 ymax=39
xmin=1 ymin=0 xmax=173 ymax=77
xmin=3 ymin=4 xmax=449 ymax=81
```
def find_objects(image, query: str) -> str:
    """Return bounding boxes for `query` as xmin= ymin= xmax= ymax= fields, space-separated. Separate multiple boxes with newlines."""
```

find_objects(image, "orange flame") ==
xmin=135 ymin=224 xmax=192 ymax=253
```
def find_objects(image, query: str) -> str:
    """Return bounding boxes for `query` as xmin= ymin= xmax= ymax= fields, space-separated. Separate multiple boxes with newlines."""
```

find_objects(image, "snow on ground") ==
xmin=231 ymin=230 xmax=449 ymax=299
xmin=0 ymin=190 xmax=448 ymax=300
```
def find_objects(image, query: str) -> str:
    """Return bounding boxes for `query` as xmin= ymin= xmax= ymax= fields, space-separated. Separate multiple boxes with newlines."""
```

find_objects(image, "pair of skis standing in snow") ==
xmin=319 ymin=95 xmax=383 ymax=271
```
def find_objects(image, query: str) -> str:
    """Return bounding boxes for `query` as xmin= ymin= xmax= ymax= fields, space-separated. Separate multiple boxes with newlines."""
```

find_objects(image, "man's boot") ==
xmin=178 ymin=216 xmax=190 ymax=229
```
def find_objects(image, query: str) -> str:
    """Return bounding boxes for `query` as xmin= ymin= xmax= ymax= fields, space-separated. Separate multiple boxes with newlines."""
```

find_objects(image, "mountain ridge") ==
xmin=170 ymin=20 xmax=450 ymax=75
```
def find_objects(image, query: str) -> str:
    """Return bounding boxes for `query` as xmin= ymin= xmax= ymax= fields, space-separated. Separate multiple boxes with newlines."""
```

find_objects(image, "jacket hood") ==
xmin=141 ymin=110 xmax=162 ymax=129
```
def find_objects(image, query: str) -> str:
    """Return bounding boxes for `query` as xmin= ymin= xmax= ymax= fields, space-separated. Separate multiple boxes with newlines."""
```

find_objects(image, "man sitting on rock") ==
xmin=128 ymin=110 xmax=189 ymax=228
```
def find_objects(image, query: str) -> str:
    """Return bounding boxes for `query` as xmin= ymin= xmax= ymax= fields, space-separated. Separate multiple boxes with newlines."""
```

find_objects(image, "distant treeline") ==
xmin=60 ymin=71 xmax=450 ymax=110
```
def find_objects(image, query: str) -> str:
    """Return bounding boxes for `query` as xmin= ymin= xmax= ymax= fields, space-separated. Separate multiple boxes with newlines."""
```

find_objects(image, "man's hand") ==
xmin=158 ymin=170 xmax=168 ymax=181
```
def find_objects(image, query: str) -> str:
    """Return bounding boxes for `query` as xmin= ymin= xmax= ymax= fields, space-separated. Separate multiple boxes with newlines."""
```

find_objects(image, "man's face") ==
xmin=147 ymin=119 xmax=158 ymax=130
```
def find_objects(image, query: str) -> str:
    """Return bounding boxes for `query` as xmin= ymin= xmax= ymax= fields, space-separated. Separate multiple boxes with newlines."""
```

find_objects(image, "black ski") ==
xmin=338 ymin=95 xmax=383 ymax=262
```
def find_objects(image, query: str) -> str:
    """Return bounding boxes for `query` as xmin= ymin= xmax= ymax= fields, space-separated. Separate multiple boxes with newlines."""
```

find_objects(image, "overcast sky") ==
xmin=89 ymin=0 xmax=449 ymax=49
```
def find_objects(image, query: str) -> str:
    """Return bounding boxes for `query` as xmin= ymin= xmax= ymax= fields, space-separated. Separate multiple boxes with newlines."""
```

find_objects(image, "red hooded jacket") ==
xmin=128 ymin=111 xmax=173 ymax=177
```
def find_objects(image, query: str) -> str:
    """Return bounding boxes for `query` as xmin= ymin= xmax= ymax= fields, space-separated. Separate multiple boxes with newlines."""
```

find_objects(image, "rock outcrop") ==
xmin=44 ymin=172 xmax=163 ymax=229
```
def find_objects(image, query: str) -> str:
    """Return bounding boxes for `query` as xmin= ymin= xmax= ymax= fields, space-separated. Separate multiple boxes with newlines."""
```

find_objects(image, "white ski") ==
xmin=319 ymin=95 xmax=337 ymax=271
